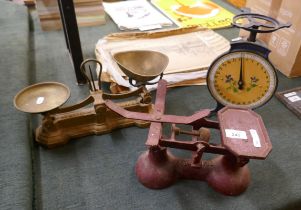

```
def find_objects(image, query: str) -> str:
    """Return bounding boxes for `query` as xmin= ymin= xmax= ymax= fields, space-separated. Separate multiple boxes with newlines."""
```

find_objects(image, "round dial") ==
xmin=207 ymin=51 xmax=277 ymax=109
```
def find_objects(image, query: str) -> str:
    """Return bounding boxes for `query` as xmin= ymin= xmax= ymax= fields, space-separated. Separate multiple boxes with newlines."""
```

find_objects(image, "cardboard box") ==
xmin=240 ymin=0 xmax=301 ymax=77
xmin=268 ymin=0 xmax=301 ymax=77
xmin=36 ymin=0 xmax=106 ymax=31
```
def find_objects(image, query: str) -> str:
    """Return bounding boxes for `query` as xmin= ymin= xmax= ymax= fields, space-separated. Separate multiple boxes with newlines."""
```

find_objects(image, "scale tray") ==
xmin=14 ymin=82 xmax=70 ymax=113
xmin=113 ymin=50 xmax=169 ymax=82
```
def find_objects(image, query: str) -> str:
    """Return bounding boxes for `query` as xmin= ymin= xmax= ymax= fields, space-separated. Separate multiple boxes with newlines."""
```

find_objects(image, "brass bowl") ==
xmin=14 ymin=82 xmax=70 ymax=113
xmin=113 ymin=50 xmax=169 ymax=82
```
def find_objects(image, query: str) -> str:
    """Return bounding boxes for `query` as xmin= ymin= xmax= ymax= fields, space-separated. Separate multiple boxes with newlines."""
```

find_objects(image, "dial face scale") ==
xmin=207 ymin=51 xmax=277 ymax=109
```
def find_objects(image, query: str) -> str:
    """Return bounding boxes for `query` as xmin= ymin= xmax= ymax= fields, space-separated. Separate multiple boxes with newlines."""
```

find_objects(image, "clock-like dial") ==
xmin=207 ymin=51 xmax=277 ymax=109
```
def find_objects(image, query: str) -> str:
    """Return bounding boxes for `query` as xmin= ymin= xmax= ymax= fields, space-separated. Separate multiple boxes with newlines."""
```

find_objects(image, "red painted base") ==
xmin=135 ymin=147 xmax=250 ymax=196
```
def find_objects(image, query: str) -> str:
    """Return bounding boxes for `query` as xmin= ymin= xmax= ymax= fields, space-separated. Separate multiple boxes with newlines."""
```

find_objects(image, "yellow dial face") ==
xmin=207 ymin=51 xmax=277 ymax=109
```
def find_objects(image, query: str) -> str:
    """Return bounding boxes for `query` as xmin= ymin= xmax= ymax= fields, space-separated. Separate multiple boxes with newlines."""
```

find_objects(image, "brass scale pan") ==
xmin=14 ymin=50 xmax=168 ymax=113
xmin=14 ymin=82 xmax=70 ymax=114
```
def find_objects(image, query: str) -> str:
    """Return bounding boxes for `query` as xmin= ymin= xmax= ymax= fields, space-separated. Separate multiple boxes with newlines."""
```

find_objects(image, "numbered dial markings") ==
xmin=208 ymin=51 xmax=277 ymax=109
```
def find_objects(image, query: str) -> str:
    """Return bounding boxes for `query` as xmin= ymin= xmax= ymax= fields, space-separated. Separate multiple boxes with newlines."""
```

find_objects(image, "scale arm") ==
xmin=105 ymin=100 xmax=211 ymax=124
xmin=102 ymin=86 xmax=144 ymax=100
xmin=54 ymin=95 xmax=94 ymax=114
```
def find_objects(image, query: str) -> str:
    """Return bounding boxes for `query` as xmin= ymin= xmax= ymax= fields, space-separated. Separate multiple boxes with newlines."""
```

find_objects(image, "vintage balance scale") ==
xmin=14 ymin=55 xmax=168 ymax=148
xmin=14 ymin=13 xmax=289 ymax=195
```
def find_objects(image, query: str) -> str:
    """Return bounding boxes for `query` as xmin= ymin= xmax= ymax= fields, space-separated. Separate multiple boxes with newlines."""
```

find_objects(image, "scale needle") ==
xmin=238 ymin=54 xmax=244 ymax=90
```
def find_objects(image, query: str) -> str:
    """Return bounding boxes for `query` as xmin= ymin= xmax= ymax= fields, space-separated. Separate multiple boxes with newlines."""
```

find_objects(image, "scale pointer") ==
xmin=238 ymin=54 xmax=244 ymax=90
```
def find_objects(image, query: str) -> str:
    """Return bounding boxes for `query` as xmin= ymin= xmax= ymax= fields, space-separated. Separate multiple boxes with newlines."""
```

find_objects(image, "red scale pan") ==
xmin=219 ymin=108 xmax=272 ymax=159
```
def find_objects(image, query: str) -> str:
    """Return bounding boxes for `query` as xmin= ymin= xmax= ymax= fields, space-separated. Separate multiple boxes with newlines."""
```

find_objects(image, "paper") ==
xmin=95 ymin=28 xmax=230 ymax=90
xmin=225 ymin=129 xmax=247 ymax=139
xmin=103 ymin=0 xmax=173 ymax=31
xmin=288 ymin=95 xmax=301 ymax=103
xmin=250 ymin=129 xmax=261 ymax=148
xmin=284 ymin=92 xmax=296 ymax=98
xmin=151 ymin=0 xmax=234 ymax=29
xmin=36 ymin=97 xmax=45 ymax=105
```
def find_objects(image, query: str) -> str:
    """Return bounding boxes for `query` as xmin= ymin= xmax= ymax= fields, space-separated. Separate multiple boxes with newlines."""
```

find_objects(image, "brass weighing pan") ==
xmin=113 ymin=50 xmax=169 ymax=83
xmin=14 ymin=82 xmax=70 ymax=113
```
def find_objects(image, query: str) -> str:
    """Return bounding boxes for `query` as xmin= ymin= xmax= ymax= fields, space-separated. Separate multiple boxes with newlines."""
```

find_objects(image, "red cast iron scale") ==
xmin=105 ymin=80 xmax=272 ymax=196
